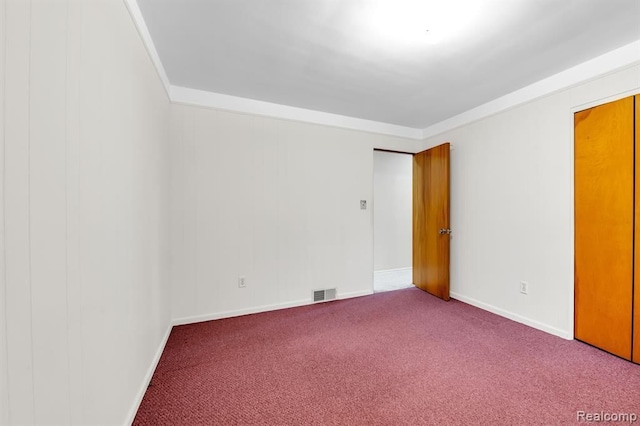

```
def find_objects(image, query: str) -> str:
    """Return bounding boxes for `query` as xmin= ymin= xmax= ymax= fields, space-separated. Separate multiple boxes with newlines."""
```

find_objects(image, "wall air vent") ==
xmin=313 ymin=288 xmax=337 ymax=303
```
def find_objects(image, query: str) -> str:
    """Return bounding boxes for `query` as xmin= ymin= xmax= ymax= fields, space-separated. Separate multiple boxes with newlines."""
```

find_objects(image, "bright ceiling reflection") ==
xmin=366 ymin=0 xmax=483 ymax=45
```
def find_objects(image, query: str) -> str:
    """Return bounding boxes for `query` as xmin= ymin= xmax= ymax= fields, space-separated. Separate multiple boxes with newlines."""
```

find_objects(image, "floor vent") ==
xmin=313 ymin=288 xmax=337 ymax=303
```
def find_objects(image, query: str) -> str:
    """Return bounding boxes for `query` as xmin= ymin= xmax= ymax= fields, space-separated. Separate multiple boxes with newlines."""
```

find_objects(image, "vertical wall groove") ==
xmin=64 ymin=0 xmax=71 ymax=418
xmin=62 ymin=0 xmax=72 ymax=417
xmin=26 ymin=0 xmax=35 ymax=419
xmin=3 ymin=1 xmax=172 ymax=423
xmin=29 ymin=0 xmax=71 ymax=421
xmin=65 ymin=0 xmax=84 ymax=422
xmin=0 ymin=0 xmax=9 ymax=422
xmin=4 ymin=0 xmax=35 ymax=421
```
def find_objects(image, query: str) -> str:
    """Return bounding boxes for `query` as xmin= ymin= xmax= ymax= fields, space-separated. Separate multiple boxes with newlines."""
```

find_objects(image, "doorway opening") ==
xmin=373 ymin=150 xmax=414 ymax=292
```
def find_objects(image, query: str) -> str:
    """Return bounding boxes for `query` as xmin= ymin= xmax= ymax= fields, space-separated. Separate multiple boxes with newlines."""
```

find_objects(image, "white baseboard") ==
xmin=339 ymin=289 xmax=374 ymax=299
xmin=450 ymin=292 xmax=572 ymax=340
xmin=125 ymin=322 xmax=173 ymax=426
xmin=127 ymin=289 xmax=572 ymax=426
xmin=127 ymin=288 xmax=373 ymax=424
xmin=172 ymin=289 xmax=374 ymax=326
xmin=374 ymin=267 xmax=413 ymax=274
xmin=374 ymin=267 xmax=413 ymax=292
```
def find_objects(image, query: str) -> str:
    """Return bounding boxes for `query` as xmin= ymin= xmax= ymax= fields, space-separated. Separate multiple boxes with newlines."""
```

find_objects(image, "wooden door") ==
xmin=635 ymin=95 xmax=640 ymax=364
xmin=575 ymin=96 xmax=634 ymax=360
xmin=413 ymin=143 xmax=450 ymax=301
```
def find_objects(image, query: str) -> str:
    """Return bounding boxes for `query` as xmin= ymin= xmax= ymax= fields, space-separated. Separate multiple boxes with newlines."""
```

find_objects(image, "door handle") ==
xmin=439 ymin=228 xmax=452 ymax=235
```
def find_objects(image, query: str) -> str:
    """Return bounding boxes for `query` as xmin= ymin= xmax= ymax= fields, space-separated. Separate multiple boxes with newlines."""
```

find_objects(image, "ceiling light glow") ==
xmin=367 ymin=0 xmax=481 ymax=45
xmin=424 ymin=29 xmax=443 ymax=45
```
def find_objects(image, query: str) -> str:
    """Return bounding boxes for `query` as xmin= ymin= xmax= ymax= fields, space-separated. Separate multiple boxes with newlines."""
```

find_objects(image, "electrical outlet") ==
xmin=519 ymin=281 xmax=528 ymax=295
xmin=238 ymin=276 xmax=246 ymax=288
xmin=360 ymin=200 xmax=367 ymax=210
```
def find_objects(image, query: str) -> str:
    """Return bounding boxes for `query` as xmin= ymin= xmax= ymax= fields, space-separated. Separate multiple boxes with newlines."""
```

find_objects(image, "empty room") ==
xmin=1 ymin=0 xmax=640 ymax=425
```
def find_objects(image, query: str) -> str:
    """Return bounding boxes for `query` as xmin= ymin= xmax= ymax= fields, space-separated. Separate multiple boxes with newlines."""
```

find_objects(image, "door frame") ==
xmin=371 ymin=145 xmax=451 ymax=299
xmin=372 ymin=148 xmax=415 ymax=293
xmin=570 ymin=89 xmax=640 ymax=340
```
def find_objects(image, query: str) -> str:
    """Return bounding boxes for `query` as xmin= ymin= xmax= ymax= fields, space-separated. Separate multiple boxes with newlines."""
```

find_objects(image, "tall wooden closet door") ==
xmin=635 ymin=95 xmax=640 ymax=364
xmin=574 ymin=96 xmax=634 ymax=360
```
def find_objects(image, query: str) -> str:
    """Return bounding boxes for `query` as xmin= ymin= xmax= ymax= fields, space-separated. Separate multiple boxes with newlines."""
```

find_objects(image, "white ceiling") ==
xmin=136 ymin=0 xmax=640 ymax=130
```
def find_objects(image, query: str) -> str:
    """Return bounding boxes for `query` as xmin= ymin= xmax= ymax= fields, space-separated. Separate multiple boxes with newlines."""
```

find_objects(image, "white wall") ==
xmin=0 ymin=2 xmax=635 ymax=424
xmin=424 ymin=63 xmax=640 ymax=339
xmin=170 ymin=64 xmax=640 ymax=336
xmin=0 ymin=0 xmax=7 ymax=422
xmin=169 ymin=105 xmax=419 ymax=322
xmin=1 ymin=0 xmax=171 ymax=424
xmin=373 ymin=151 xmax=412 ymax=271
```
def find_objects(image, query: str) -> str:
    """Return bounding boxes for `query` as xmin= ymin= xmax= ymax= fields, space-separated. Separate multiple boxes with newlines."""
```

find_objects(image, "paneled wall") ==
xmin=170 ymin=64 xmax=640 ymax=338
xmin=0 ymin=0 xmax=171 ymax=424
xmin=0 ymin=0 xmax=638 ymax=424
xmin=169 ymin=104 xmax=419 ymax=323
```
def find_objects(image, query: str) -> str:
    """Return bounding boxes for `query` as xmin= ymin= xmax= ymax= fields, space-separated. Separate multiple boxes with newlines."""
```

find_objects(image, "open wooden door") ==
xmin=413 ymin=143 xmax=450 ymax=301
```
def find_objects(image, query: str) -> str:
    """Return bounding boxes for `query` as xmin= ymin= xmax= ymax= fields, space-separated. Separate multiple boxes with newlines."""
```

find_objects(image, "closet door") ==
xmin=574 ymin=96 xmax=634 ymax=360
xmin=635 ymin=95 xmax=640 ymax=364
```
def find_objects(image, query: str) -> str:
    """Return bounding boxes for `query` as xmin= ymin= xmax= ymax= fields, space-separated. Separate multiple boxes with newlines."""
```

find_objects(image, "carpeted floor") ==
xmin=134 ymin=288 xmax=640 ymax=425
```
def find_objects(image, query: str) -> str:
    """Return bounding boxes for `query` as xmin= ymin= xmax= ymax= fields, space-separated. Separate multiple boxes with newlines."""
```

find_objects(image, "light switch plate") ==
xmin=519 ymin=281 xmax=528 ymax=294
xmin=360 ymin=200 xmax=367 ymax=210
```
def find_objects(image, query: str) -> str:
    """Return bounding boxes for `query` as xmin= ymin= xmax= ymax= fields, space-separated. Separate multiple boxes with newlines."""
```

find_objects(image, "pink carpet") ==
xmin=134 ymin=288 xmax=640 ymax=425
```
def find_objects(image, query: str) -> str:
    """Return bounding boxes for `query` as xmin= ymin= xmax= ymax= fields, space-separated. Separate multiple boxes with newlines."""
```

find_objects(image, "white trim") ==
xmin=122 ymin=0 xmax=640 ymax=141
xmin=172 ymin=299 xmax=313 ymax=326
xmin=566 ymin=88 xmax=640 ymax=345
xmin=172 ymin=290 xmax=374 ymax=326
xmin=450 ymin=292 xmax=572 ymax=340
xmin=121 ymin=0 xmax=421 ymax=139
xmin=568 ymin=100 xmax=577 ymax=349
xmin=373 ymin=268 xmax=413 ymax=292
xmin=170 ymin=85 xmax=424 ymax=140
xmin=339 ymin=289 xmax=374 ymax=299
xmin=422 ymin=40 xmax=640 ymax=139
xmin=122 ymin=0 xmax=171 ymax=99
xmin=570 ymin=88 xmax=640 ymax=114
xmin=125 ymin=323 xmax=172 ymax=426
xmin=374 ymin=267 xmax=412 ymax=274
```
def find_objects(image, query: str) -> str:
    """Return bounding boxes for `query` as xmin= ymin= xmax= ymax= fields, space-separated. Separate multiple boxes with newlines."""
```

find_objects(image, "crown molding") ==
xmin=124 ymin=0 xmax=422 ymax=139
xmin=170 ymin=86 xmax=424 ymax=139
xmin=123 ymin=0 xmax=171 ymax=99
xmin=124 ymin=0 xmax=639 ymax=142
xmin=422 ymin=40 xmax=640 ymax=139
